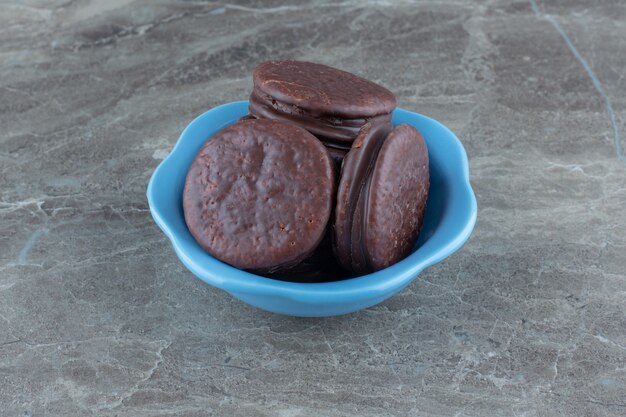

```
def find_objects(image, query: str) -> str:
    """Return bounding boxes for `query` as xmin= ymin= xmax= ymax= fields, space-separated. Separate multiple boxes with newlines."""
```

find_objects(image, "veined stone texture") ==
xmin=1 ymin=1 xmax=625 ymax=416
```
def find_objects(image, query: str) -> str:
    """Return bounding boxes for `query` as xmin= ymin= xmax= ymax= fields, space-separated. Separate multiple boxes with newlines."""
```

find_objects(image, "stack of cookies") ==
xmin=183 ymin=60 xmax=429 ymax=281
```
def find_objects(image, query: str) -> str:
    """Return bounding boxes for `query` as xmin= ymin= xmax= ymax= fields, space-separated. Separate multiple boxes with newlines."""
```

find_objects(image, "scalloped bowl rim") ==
xmin=147 ymin=101 xmax=477 ymax=307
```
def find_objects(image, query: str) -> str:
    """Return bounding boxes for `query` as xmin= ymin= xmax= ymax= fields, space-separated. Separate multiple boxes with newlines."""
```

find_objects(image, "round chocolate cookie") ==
xmin=249 ymin=60 xmax=397 ymax=150
xmin=183 ymin=119 xmax=335 ymax=273
xmin=333 ymin=124 xmax=429 ymax=274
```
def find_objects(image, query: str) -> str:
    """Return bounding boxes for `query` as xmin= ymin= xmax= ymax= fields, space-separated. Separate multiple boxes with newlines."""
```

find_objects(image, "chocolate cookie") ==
xmin=183 ymin=119 xmax=335 ymax=273
xmin=333 ymin=124 xmax=429 ymax=274
xmin=249 ymin=60 xmax=397 ymax=151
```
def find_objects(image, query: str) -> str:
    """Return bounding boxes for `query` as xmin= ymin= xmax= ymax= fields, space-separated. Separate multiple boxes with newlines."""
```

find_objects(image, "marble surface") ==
xmin=1 ymin=0 xmax=625 ymax=415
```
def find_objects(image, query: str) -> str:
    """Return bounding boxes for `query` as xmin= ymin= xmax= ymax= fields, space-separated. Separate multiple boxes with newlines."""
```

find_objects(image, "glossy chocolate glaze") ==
xmin=252 ymin=60 xmax=397 ymax=119
xmin=183 ymin=119 xmax=335 ymax=274
xmin=326 ymin=147 xmax=348 ymax=171
xmin=238 ymin=114 xmax=256 ymax=121
xmin=333 ymin=124 xmax=430 ymax=274
xmin=364 ymin=125 xmax=430 ymax=271
xmin=333 ymin=122 xmax=391 ymax=273
xmin=249 ymin=88 xmax=392 ymax=148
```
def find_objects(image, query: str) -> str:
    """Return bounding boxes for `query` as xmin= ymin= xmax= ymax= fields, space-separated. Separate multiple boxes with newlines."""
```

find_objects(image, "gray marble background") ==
xmin=1 ymin=0 xmax=625 ymax=416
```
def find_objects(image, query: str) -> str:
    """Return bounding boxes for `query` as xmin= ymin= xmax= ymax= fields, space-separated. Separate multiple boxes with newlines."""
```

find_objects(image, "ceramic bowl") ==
xmin=147 ymin=101 xmax=477 ymax=317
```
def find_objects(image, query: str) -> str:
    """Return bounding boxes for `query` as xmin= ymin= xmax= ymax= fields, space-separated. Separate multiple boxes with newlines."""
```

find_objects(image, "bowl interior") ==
xmin=148 ymin=101 xmax=475 ymax=304
xmin=152 ymin=105 xmax=448 ymax=270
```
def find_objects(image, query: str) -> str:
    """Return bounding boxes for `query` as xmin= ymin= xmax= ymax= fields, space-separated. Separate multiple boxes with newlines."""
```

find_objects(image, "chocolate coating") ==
xmin=249 ymin=89 xmax=392 ymax=146
xmin=249 ymin=60 xmax=396 ymax=147
xmin=365 ymin=125 xmax=429 ymax=271
xmin=333 ymin=122 xmax=391 ymax=273
xmin=252 ymin=60 xmax=397 ymax=118
xmin=333 ymin=124 xmax=429 ymax=274
xmin=238 ymin=114 xmax=256 ymax=121
xmin=183 ymin=119 xmax=335 ymax=273
xmin=326 ymin=146 xmax=348 ymax=171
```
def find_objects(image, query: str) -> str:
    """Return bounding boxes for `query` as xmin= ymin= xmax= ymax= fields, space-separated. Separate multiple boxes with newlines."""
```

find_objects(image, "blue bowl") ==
xmin=147 ymin=101 xmax=477 ymax=317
